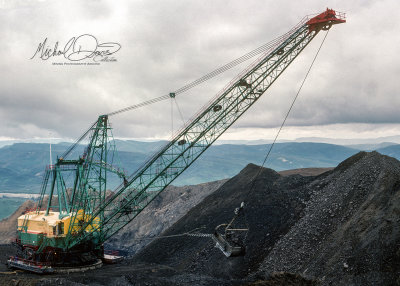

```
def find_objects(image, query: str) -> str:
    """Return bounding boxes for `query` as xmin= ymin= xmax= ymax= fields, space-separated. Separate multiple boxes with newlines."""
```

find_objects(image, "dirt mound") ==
xmin=134 ymin=152 xmax=400 ymax=285
xmin=134 ymin=163 xmax=315 ymax=279
xmin=107 ymin=179 xmax=227 ymax=254
xmin=0 ymin=200 xmax=36 ymax=243
xmin=259 ymin=151 xmax=400 ymax=285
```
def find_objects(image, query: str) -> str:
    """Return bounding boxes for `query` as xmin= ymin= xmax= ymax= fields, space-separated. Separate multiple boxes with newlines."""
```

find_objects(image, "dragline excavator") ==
xmin=8 ymin=9 xmax=345 ymax=273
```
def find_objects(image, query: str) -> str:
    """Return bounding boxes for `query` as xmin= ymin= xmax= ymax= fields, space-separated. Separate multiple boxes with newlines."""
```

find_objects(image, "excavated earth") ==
xmin=0 ymin=151 xmax=399 ymax=285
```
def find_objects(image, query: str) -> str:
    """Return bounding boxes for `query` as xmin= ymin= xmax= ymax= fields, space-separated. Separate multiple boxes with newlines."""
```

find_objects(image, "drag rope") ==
xmin=129 ymin=227 xmax=211 ymax=242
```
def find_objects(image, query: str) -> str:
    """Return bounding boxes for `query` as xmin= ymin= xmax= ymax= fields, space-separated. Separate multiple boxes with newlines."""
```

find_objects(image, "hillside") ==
xmin=258 ymin=152 xmax=400 ymax=285
xmin=375 ymin=144 xmax=400 ymax=159
xmin=0 ymin=200 xmax=35 ymax=243
xmin=0 ymin=141 xmax=360 ymax=193
xmin=132 ymin=151 xmax=399 ymax=285
xmin=106 ymin=179 xmax=228 ymax=254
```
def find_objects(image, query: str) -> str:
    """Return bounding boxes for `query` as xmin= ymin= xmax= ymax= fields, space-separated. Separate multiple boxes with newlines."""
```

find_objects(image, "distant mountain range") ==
xmin=0 ymin=140 xmax=399 ymax=193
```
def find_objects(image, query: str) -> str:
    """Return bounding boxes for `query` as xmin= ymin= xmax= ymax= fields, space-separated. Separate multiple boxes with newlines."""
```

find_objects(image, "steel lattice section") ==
xmin=67 ymin=24 xmax=319 ymax=249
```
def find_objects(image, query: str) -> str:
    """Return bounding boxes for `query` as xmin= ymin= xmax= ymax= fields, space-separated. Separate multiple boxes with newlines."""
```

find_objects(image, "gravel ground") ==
xmin=258 ymin=152 xmax=400 ymax=285
xmin=107 ymin=179 xmax=228 ymax=255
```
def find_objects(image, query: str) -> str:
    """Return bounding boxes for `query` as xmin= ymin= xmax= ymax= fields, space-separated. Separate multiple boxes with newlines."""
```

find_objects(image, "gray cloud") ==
xmin=0 ymin=0 xmax=399 ymax=141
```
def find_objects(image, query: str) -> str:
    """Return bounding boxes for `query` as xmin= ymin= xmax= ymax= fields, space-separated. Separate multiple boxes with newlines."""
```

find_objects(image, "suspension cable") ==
xmin=62 ymin=20 xmax=308 ymax=157
xmin=60 ymin=121 xmax=97 ymax=159
xmin=174 ymin=98 xmax=186 ymax=127
xmin=59 ymin=18 xmax=313 ymax=160
xmin=248 ymin=29 xmax=330 ymax=193
xmin=106 ymin=21 xmax=307 ymax=117
xmin=171 ymin=96 xmax=174 ymax=138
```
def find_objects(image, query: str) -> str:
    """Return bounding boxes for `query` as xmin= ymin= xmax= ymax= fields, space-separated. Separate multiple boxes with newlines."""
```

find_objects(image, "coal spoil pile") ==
xmin=132 ymin=163 xmax=315 ymax=283
xmin=134 ymin=151 xmax=400 ymax=285
xmin=106 ymin=179 xmax=227 ymax=255
xmin=259 ymin=151 xmax=400 ymax=285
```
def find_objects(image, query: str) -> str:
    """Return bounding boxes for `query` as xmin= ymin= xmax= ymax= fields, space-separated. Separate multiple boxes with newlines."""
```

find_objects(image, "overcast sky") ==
xmin=0 ymin=0 xmax=399 ymax=143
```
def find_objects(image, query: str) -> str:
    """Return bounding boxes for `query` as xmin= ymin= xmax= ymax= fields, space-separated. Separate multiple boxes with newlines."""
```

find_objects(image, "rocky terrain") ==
xmin=259 ymin=151 xmax=400 ymax=285
xmin=0 ymin=151 xmax=398 ymax=285
xmin=106 ymin=179 xmax=227 ymax=254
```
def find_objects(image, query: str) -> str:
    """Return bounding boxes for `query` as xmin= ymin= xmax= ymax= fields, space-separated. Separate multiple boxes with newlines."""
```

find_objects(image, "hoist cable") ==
xmin=248 ymin=29 xmax=330 ymax=193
